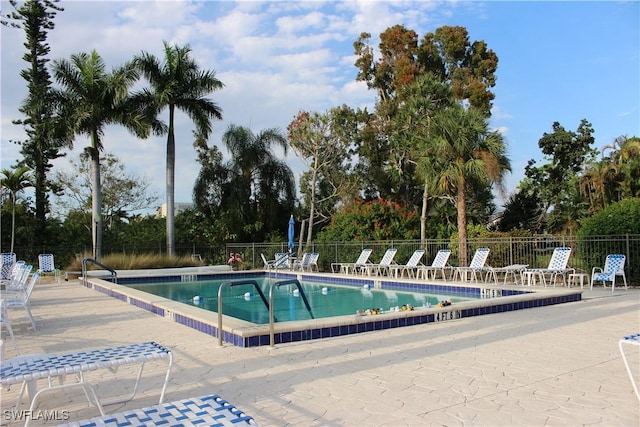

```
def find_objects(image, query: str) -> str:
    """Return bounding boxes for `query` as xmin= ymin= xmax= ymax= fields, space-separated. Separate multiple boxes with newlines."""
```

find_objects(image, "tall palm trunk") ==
xmin=166 ymin=106 xmax=176 ymax=256
xmin=420 ymin=181 xmax=428 ymax=246
xmin=90 ymin=132 xmax=102 ymax=259
xmin=305 ymin=156 xmax=319 ymax=249
xmin=456 ymin=177 xmax=467 ymax=266
xmin=10 ymin=193 xmax=16 ymax=253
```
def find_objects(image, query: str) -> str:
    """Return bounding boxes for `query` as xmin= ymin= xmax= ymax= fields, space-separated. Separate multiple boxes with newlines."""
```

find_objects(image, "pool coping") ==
xmin=81 ymin=269 xmax=583 ymax=347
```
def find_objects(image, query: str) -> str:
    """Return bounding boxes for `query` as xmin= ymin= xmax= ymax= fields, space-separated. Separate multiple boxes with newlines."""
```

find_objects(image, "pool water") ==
xmin=127 ymin=278 xmax=478 ymax=324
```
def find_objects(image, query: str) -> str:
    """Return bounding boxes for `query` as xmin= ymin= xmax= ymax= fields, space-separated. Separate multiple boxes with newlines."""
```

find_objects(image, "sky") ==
xmin=1 ymin=0 xmax=639 ymax=217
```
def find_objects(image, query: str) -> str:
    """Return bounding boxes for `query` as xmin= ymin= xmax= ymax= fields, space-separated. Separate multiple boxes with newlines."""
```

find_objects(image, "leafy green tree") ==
xmin=352 ymin=24 xmax=499 ymax=209
xmin=287 ymin=107 xmax=358 ymax=248
xmin=52 ymin=152 xmax=159 ymax=228
xmin=498 ymin=190 xmax=543 ymax=233
xmin=1 ymin=166 xmax=33 ymax=252
xmin=51 ymin=50 xmax=158 ymax=258
xmin=430 ymin=104 xmax=510 ymax=265
xmin=522 ymin=119 xmax=597 ymax=234
xmin=134 ymin=41 xmax=224 ymax=256
xmin=219 ymin=125 xmax=295 ymax=241
xmin=603 ymin=136 xmax=640 ymax=200
xmin=3 ymin=0 xmax=66 ymax=239
xmin=317 ymin=199 xmax=419 ymax=242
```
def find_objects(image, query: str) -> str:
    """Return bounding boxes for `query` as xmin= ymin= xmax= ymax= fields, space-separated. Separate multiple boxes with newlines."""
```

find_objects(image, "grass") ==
xmin=65 ymin=253 xmax=205 ymax=271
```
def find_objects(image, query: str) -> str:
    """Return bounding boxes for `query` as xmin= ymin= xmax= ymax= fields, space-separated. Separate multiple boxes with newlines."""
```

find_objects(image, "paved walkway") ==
xmin=2 ymin=278 xmax=639 ymax=426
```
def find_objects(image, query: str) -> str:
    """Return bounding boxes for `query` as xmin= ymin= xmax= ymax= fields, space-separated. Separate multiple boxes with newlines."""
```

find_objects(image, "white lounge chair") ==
xmin=417 ymin=249 xmax=452 ymax=281
xmin=38 ymin=253 xmax=61 ymax=283
xmin=58 ymin=394 xmax=257 ymax=427
xmin=388 ymin=249 xmax=425 ymax=278
xmin=1 ymin=341 xmax=173 ymax=423
xmin=361 ymin=248 xmax=397 ymax=276
xmin=2 ymin=261 xmax=29 ymax=290
xmin=4 ymin=272 xmax=39 ymax=330
xmin=1 ymin=299 xmax=18 ymax=353
xmin=591 ymin=254 xmax=628 ymax=291
xmin=522 ymin=247 xmax=573 ymax=286
xmin=0 ymin=252 xmax=17 ymax=282
xmin=452 ymin=248 xmax=490 ymax=283
xmin=331 ymin=248 xmax=373 ymax=274
xmin=261 ymin=252 xmax=290 ymax=271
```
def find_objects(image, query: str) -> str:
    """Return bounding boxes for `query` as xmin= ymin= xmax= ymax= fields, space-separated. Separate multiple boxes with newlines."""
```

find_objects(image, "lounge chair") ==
xmin=38 ymin=253 xmax=61 ymax=283
xmin=522 ymin=247 xmax=573 ymax=286
xmin=361 ymin=248 xmax=397 ymax=276
xmin=591 ymin=254 xmax=628 ymax=291
xmin=331 ymin=248 xmax=373 ymax=274
xmin=261 ymin=252 xmax=290 ymax=271
xmin=484 ymin=264 xmax=530 ymax=285
xmin=0 ymin=299 xmax=18 ymax=353
xmin=4 ymin=272 xmax=39 ymax=330
xmin=388 ymin=249 xmax=425 ymax=278
xmin=417 ymin=249 xmax=452 ymax=281
xmin=307 ymin=252 xmax=319 ymax=272
xmin=0 ymin=252 xmax=17 ymax=283
xmin=1 ymin=341 xmax=173 ymax=423
xmin=58 ymin=394 xmax=258 ymax=427
xmin=4 ymin=261 xmax=33 ymax=292
xmin=452 ymin=248 xmax=490 ymax=283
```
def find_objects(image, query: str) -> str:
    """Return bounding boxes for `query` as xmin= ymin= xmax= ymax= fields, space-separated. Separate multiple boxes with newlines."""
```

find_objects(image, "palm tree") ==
xmin=431 ymin=105 xmax=511 ymax=265
xmin=52 ymin=50 xmax=159 ymax=258
xmin=221 ymin=125 xmax=295 ymax=241
xmin=1 ymin=166 xmax=33 ymax=253
xmin=134 ymin=42 xmax=224 ymax=256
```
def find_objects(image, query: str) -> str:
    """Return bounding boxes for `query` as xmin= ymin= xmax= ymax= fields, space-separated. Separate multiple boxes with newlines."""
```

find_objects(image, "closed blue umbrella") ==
xmin=288 ymin=215 xmax=295 ymax=251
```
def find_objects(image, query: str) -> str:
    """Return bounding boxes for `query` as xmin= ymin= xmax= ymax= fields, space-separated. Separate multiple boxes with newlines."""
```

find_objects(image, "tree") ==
xmin=134 ymin=41 xmax=224 ymax=256
xmin=430 ymin=104 xmax=510 ymax=265
xmin=523 ymin=119 xmax=596 ymax=234
xmin=1 ymin=166 xmax=33 ymax=253
xmin=3 ymin=0 xmax=66 ymax=239
xmin=52 ymin=152 xmax=159 ymax=228
xmin=352 ymin=24 xmax=499 ymax=208
xmin=287 ymin=107 xmax=358 ymax=248
xmin=52 ymin=50 xmax=159 ymax=258
xmin=219 ymin=125 xmax=295 ymax=241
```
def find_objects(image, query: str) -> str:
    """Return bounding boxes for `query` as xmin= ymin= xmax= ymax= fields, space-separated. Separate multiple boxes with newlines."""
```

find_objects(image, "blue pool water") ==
xmin=126 ymin=277 xmax=478 ymax=324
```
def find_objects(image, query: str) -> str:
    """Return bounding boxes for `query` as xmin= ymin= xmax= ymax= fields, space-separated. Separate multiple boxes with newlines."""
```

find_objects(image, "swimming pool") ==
xmin=125 ymin=277 xmax=479 ymax=324
xmin=81 ymin=268 xmax=583 ymax=347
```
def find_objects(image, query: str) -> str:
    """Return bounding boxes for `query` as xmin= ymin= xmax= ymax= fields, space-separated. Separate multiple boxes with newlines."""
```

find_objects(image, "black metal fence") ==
xmin=228 ymin=235 xmax=640 ymax=285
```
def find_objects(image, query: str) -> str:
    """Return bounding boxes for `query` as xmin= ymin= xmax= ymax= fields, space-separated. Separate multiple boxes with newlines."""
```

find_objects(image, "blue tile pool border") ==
xmin=81 ymin=271 xmax=582 ymax=348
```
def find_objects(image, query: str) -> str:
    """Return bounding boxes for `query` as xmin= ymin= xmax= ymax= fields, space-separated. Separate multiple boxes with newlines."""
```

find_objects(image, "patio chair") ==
xmin=58 ymin=394 xmax=257 ymax=427
xmin=591 ymin=254 xmax=628 ymax=292
xmin=293 ymin=252 xmax=311 ymax=271
xmin=307 ymin=252 xmax=320 ymax=272
xmin=1 ymin=252 xmax=17 ymax=282
xmin=522 ymin=247 xmax=573 ymax=286
xmin=331 ymin=248 xmax=373 ymax=274
xmin=4 ymin=263 xmax=32 ymax=291
xmin=388 ymin=249 xmax=425 ymax=278
xmin=1 ymin=299 xmax=18 ymax=353
xmin=261 ymin=252 xmax=290 ymax=271
xmin=4 ymin=272 xmax=39 ymax=330
xmin=38 ymin=253 xmax=61 ymax=283
xmin=451 ymin=248 xmax=490 ymax=283
xmin=417 ymin=249 xmax=452 ymax=281
xmin=361 ymin=248 xmax=397 ymax=276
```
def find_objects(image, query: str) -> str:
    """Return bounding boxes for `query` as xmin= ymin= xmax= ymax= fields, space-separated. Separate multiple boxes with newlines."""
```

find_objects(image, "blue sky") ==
xmin=1 ymin=0 xmax=638 ymax=216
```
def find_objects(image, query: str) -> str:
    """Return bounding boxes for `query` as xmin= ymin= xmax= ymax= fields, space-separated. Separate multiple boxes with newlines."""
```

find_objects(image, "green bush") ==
xmin=578 ymin=198 xmax=640 ymax=236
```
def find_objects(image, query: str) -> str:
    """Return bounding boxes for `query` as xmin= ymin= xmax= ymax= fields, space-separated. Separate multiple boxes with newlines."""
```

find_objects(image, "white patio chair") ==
xmin=362 ymin=248 xmax=397 ymax=276
xmin=5 ymin=272 xmax=39 ymax=331
xmin=523 ymin=247 xmax=573 ymax=286
xmin=591 ymin=254 xmax=627 ymax=292
xmin=331 ymin=248 xmax=373 ymax=274
xmin=4 ymin=263 xmax=32 ymax=291
xmin=452 ymin=248 xmax=490 ymax=283
xmin=417 ymin=249 xmax=452 ymax=281
xmin=1 ymin=252 xmax=17 ymax=282
xmin=1 ymin=299 xmax=19 ymax=353
xmin=388 ymin=249 xmax=425 ymax=278
xmin=38 ymin=253 xmax=61 ymax=283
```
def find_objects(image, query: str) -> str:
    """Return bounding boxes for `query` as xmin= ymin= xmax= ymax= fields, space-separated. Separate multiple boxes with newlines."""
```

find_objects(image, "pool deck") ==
xmin=2 ymin=277 xmax=639 ymax=426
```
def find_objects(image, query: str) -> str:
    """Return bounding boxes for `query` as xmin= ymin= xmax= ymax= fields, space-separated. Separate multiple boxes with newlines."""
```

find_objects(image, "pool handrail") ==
xmin=82 ymin=258 xmax=117 ymax=283
xmin=217 ymin=280 xmax=271 ymax=346
xmin=269 ymin=279 xmax=314 ymax=347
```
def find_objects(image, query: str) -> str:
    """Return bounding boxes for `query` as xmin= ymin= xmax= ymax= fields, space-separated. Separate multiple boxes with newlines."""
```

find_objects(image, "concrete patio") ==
xmin=1 ymin=278 xmax=639 ymax=426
